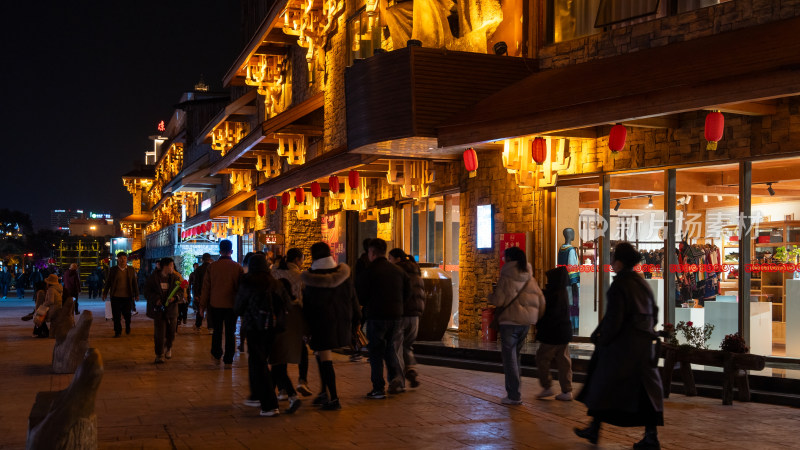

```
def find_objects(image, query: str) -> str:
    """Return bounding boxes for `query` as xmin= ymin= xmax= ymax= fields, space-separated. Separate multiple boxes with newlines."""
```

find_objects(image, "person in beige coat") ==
xmin=489 ymin=246 xmax=545 ymax=405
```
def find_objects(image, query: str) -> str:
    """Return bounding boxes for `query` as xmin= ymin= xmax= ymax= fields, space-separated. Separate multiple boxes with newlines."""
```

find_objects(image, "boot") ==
xmin=633 ymin=427 xmax=660 ymax=450
xmin=574 ymin=419 xmax=600 ymax=445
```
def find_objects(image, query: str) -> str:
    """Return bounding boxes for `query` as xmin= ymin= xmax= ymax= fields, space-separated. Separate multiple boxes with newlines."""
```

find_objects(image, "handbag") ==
xmin=33 ymin=305 xmax=49 ymax=327
xmin=490 ymin=280 xmax=530 ymax=330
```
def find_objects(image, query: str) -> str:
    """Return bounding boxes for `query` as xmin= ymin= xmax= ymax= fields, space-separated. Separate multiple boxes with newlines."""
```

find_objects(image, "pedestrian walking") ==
xmin=144 ymin=258 xmax=184 ymax=363
xmin=387 ymin=248 xmax=425 ymax=388
xmin=488 ymin=246 xmax=545 ymax=405
xmin=16 ymin=270 xmax=29 ymax=299
xmin=63 ymin=263 xmax=81 ymax=314
xmin=188 ymin=262 xmax=198 ymax=312
xmin=193 ymin=253 xmax=212 ymax=330
xmin=356 ymin=238 xmax=409 ymax=398
xmin=87 ymin=271 xmax=99 ymax=299
xmin=301 ymin=242 xmax=361 ymax=410
xmin=272 ymin=247 xmax=313 ymax=397
xmin=535 ymin=266 xmax=574 ymax=401
xmin=0 ymin=266 xmax=9 ymax=299
xmin=102 ymin=252 xmax=139 ymax=337
xmin=234 ymin=253 xmax=292 ymax=417
xmin=574 ymin=242 xmax=664 ymax=449
xmin=200 ymin=240 xmax=243 ymax=367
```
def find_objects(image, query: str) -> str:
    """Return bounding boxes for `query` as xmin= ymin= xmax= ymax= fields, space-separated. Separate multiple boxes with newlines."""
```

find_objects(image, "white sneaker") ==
xmin=555 ymin=392 xmax=573 ymax=401
xmin=165 ymin=348 xmax=172 ymax=359
xmin=259 ymin=408 xmax=280 ymax=417
xmin=537 ymin=388 xmax=555 ymax=399
xmin=277 ymin=390 xmax=288 ymax=401
xmin=501 ymin=396 xmax=523 ymax=405
xmin=243 ymin=398 xmax=260 ymax=407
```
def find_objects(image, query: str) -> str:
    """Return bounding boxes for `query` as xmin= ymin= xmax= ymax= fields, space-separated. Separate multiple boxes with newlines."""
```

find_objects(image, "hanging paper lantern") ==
xmin=608 ymin=124 xmax=627 ymax=153
xmin=463 ymin=148 xmax=478 ymax=172
xmin=531 ymin=138 xmax=547 ymax=164
xmin=281 ymin=191 xmax=291 ymax=206
xmin=705 ymin=111 xmax=724 ymax=151
xmin=348 ymin=170 xmax=360 ymax=189
xmin=295 ymin=187 xmax=306 ymax=203
xmin=268 ymin=197 xmax=278 ymax=211
xmin=257 ymin=202 xmax=266 ymax=217
xmin=311 ymin=181 xmax=322 ymax=198
xmin=328 ymin=176 xmax=340 ymax=194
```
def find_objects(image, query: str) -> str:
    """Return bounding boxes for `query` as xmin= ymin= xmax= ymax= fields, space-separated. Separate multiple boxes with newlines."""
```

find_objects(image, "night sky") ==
xmin=0 ymin=1 xmax=241 ymax=230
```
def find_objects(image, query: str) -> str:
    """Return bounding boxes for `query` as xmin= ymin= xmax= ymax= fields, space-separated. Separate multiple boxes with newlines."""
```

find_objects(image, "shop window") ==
xmin=347 ymin=6 xmax=382 ymax=65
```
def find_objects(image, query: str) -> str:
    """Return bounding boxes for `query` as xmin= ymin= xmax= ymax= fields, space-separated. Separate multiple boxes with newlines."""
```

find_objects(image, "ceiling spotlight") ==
xmin=685 ymin=195 xmax=691 ymax=204
xmin=493 ymin=41 xmax=508 ymax=56
xmin=767 ymin=182 xmax=775 ymax=196
xmin=717 ymin=195 xmax=723 ymax=201
xmin=614 ymin=200 xmax=621 ymax=211
xmin=703 ymin=195 xmax=708 ymax=202
xmin=647 ymin=195 xmax=653 ymax=208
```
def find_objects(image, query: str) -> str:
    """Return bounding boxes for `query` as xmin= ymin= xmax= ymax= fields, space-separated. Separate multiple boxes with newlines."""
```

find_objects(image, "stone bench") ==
xmin=50 ymin=297 xmax=75 ymax=341
xmin=52 ymin=311 xmax=93 ymax=374
xmin=27 ymin=348 xmax=103 ymax=450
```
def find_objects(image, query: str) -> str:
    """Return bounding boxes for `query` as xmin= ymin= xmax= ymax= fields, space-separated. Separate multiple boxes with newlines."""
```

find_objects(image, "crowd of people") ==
xmin=17 ymin=239 xmax=664 ymax=449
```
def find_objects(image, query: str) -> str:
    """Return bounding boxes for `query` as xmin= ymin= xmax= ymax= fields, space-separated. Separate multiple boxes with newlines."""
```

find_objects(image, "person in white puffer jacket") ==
xmin=489 ymin=246 xmax=545 ymax=405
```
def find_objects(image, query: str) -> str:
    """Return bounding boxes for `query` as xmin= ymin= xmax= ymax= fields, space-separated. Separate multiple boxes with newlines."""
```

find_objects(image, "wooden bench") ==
xmin=660 ymin=343 xmax=766 ymax=405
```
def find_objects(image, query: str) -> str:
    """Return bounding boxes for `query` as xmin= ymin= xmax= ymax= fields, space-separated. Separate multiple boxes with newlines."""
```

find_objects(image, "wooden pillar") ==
xmin=665 ymin=169 xmax=677 ymax=327
xmin=739 ymin=162 xmax=752 ymax=343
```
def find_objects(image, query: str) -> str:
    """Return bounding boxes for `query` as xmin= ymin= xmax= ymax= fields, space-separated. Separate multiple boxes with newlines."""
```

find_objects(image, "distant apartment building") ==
xmin=51 ymin=209 xmax=85 ymax=231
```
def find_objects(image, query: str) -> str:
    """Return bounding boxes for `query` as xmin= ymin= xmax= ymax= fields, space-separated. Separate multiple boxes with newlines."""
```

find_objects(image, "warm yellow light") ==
xmin=90 ymin=226 xmax=97 ymax=230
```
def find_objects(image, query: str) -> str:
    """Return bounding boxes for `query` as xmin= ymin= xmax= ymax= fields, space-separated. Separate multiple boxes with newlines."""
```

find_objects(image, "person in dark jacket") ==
xmin=103 ymin=252 xmax=140 ymax=337
xmin=357 ymin=238 xmax=410 ymax=398
xmin=535 ymin=266 xmax=573 ymax=401
xmin=143 ymin=258 xmax=183 ymax=364
xmin=193 ymin=253 xmax=212 ymax=330
xmin=63 ymin=263 xmax=81 ymax=314
xmin=575 ymin=242 xmax=664 ymax=449
xmin=301 ymin=242 xmax=361 ymax=411
xmin=388 ymin=248 xmax=425 ymax=388
xmin=234 ymin=253 xmax=292 ymax=417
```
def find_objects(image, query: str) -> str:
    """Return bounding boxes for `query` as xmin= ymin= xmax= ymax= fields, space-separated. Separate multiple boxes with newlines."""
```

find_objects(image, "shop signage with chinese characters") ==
xmin=258 ymin=233 xmax=285 ymax=246
xmin=499 ymin=233 xmax=526 ymax=269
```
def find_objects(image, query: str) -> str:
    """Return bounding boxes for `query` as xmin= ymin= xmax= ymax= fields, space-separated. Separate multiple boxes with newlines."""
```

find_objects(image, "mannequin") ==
xmin=557 ymin=228 xmax=580 ymax=334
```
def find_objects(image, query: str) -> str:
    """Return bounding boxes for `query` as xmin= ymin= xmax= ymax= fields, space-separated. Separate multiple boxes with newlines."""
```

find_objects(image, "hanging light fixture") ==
xmin=257 ymin=202 xmax=266 ymax=217
xmin=647 ymin=196 xmax=654 ymax=208
xmin=310 ymin=181 xmax=322 ymax=198
xmin=614 ymin=200 xmax=621 ymax=211
xmin=348 ymin=170 xmax=360 ymax=190
xmin=717 ymin=195 xmax=723 ymax=201
xmin=463 ymin=148 xmax=478 ymax=178
xmin=268 ymin=197 xmax=278 ymax=212
xmin=703 ymin=195 xmax=708 ymax=202
xmin=767 ymin=182 xmax=775 ymax=196
xmin=281 ymin=191 xmax=291 ymax=206
xmin=705 ymin=111 xmax=724 ymax=151
xmin=608 ymin=124 xmax=627 ymax=153
xmin=531 ymin=137 xmax=547 ymax=164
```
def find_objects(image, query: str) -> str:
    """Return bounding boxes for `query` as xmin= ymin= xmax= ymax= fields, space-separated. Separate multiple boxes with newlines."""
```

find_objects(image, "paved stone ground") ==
xmin=1 ymin=296 xmax=799 ymax=449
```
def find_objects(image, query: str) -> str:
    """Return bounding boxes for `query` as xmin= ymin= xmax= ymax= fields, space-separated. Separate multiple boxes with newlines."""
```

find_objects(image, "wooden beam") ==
xmin=263 ymin=28 xmax=297 ymax=45
xmin=706 ymin=100 xmax=777 ymax=116
xmin=255 ymin=44 xmax=289 ymax=56
xmin=542 ymin=127 xmax=598 ymax=139
xmin=623 ymin=117 xmax=679 ymax=129
xmin=279 ymin=124 xmax=324 ymax=136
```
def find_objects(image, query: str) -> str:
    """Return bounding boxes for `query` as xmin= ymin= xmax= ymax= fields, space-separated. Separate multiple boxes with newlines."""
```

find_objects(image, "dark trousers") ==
xmin=0 ymin=283 xmax=8 ymax=297
xmin=65 ymin=290 xmax=79 ymax=313
xmin=178 ymin=303 xmax=188 ymax=324
xmin=17 ymin=287 xmax=25 ymax=298
xmin=110 ymin=297 xmax=132 ymax=335
xmin=210 ymin=307 xmax=236 ymax=363
xmin=271 ymin=364 xmax=297 ymax=397
xmin=195 ymin=307 xmax=205 ymax=328
xmin=154 ymin=314 xmax=176 ymax=356
xmin=247 ymin=329 xmax=278 ymax=411
xmin=366 ymin=319 xmax=403 ymax=392
xmin=299 ymin=343 xmax=309 ymax=382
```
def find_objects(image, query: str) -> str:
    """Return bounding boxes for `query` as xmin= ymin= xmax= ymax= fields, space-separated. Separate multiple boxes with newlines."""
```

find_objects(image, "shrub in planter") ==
xmin=720 ymin=332 xmax=749 ymax=353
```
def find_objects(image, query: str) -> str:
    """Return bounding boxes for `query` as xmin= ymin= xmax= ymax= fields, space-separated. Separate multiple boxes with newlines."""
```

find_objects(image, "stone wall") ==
xmin=283 ymin=209 xmax=323 ymax=263
xmin=458 ymin=149 xmax=536 ymax=337
xmin=538 ymin=0 xmax=800 ymax=70
xmin=324 ymin=17 xmax=348 ymax=152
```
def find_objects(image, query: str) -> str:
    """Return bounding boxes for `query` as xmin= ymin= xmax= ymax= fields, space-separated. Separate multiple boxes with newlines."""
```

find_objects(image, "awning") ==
xmin=197 ymin=90 xmax=258 ymax=142
xmin=209 ymin=190 xmax=257 ymax=219
xmin=256 ymin=146 xmax=378 ymax=200
xmin=163 ymin=154 xmax=221 ymax=194
xmin=208 ymin=92 xmax=324 ymax=176
xmin=437 ymin=16 xmax=800 ymax=147
xmin=119 ymin=213 xmax=153 ymax=224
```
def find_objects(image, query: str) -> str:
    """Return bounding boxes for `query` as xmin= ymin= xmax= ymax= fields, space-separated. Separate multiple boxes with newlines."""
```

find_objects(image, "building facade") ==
xmin=121 ymin=0 xmax=800 ymax=358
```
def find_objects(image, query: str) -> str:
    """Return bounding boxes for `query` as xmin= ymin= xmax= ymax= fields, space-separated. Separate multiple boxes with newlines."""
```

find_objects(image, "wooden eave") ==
xmin=223 ymin=0 xmax=291 ymax=88
xmin=437 ymin=15 xmax=800 ymax=148
xmin=209 ymin=190 xmax=257 ymax=219
xmin=255 ymin=146 xmax=379 ymax=200
xmin=120 ymin=213 xmax=153 ymax=224
xmin=198 ymin=90 xmax=259 ymax=143
xmin=208 ymin=92 xmax=324 ymax=176
xmin=163 ymin=155 xmax=221 ymax=194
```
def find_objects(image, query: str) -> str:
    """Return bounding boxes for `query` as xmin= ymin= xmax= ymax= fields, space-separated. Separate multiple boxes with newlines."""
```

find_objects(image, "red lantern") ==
xmin=281 ymin=191 xmax=291 ymax=206
xmin=257 ymin=202 xmax=266 ymax=217
xmin=463 ymin=148 xmax=478 ymax=172
xmin=705 ymin=111 xmax=724 ymax=151
xmin=348 ymin=170 xmax=360 ymax=189
xmin=328 ymin=176 xmax=340 ymax=194
xmin=311 ymin=181 xmax=322 ymax=198
xmin=295 ymin=187 xmax=306 ymax=203
xmin=268 ymin=197 xmax=278 ymax=211
xmin=608 ymin=124 xmax=627 ymax=153
xmin=531 ymin=138 xmax=547 ymax=164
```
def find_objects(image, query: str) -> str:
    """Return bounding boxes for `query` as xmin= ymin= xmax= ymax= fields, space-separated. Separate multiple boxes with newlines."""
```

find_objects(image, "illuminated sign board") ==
xmin=54 ymin=209 xmax=65 ymax=213
xmin=476 ymin=204 xmax=493 ymax=249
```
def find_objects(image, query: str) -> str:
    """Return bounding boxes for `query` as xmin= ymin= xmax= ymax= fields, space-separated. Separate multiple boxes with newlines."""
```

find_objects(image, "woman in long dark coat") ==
xmin=575 ymin=242 xmax=664 ymax=449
